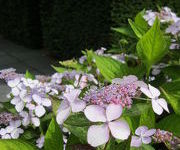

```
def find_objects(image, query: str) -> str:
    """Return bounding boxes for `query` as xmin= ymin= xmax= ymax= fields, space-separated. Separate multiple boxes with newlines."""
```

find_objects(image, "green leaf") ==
xmin=44 ymin=117 xmax=63 ymax=150
xmin=25 ymin=70 xmax=35 ymax=79
xmin=66 ymin=134 xmax=82 ymax=150
xmin=52 ymin=65 xmax=71 ymax=73
xmin=51 ymin=98 xmax=61 ymax=115
xmin=136 ymin=18 xmax=170 ymax=70
xmin=59 ymin=59 xmax=84 ymax=71
xmin=139 ymin=106 xmax=155 ymax=128
xmin=64 ymin=112 xmax=91 ymax=127
xmin=111 ymin=27 xmax=136 ymax=38
xmin=92 ymin=53 xmax=145 ymax=82
xmin=162 ymin=65 xmax=180 ymax=81
xmin=2 ymin=102 xmax=17 ymax=114
xmin=131 ymin=144 xmax=155 ymax=150
xmin=160 ymin=81 xmax=180 ymax=115
xmin=156 ymin=114 xmax=180 ymax=136
xmin=135 ymin=10 xmax=148 ymax=32
xmin=0 ymin=139 xmax=37 ymax=150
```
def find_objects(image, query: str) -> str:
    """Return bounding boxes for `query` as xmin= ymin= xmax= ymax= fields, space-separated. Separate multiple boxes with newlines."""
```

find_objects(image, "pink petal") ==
xmin=143 ymin=129 xmax=156 ymax=137
xmin=87 ymin=124 xmax=109 ymax=147
xmin=56 ymin=103 xmax=71 ymax=125
xmin=130 ymin=136 xmax=142 ymax=147
xmin=84 ymin=105 xmax=106 ymax=122
xmin=142 ymin=137 xmax=152 ymax=144
xmin=71 ymin=100 xmax=86 ymax=112
xmin=149 ymin=84 xmax=160 ymax=98
xmin=140 ymin=87 xmax=153 ymax=99
xmin=64 ymin=89 xmax=81 ymax=103
xmin=109 ymin=120 xmax=130 ymax=140
xmin=135 ymin=126 xmax=148 ymax=136
xmin=157 ymin=98 xmax=169 ymax=113
xmin=106 ymin=104 xmax=122 ymax=121
xmin=152 ymin=99 xmax=163 ymax=115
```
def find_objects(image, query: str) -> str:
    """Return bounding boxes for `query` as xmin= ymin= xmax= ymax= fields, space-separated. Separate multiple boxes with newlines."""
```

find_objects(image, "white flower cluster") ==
xmin=0 ymin=120 xmax=23 ymax=139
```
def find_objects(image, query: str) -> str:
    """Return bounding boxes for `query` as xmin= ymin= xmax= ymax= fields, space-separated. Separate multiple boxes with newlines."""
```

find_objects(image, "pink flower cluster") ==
xmin=0 ymin=112 xmax=20 ymax=126
xmin=83 ymin=82 xmax=138 ymax=108
xmin=153 ymin=129 xmax=173 ymax=143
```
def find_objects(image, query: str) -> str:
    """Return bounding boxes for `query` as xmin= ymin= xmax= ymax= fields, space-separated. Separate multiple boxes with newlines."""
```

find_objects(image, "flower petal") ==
xmin=109 ymin=120 xmax=130 ymax=140
xmin=140 ymin=87 xmax=153 ymax=99
xmin=143 ymin=129 xmax=156 ymax=137
xmin=130 ymin=136 xmax=142 ymax=147
xmin=0 ymin=129 xmax=7 ymax=136
xmin=84 ymin=105 xmax=106 ymax=122
xmin=149 ymin=84 xmax=160 ymax=98
xmin=33 ymin=94 xmax=42 ymax=104
xmin=31 ymin=117 xmax=40 ymax=127
xmin=56 ymin=105 xmax=71 ymax=125
xmin=15 ymin=101 xmax=24 ymax=112
xmin=135 ymin=126 xmax=148 ymax=136
xmin=35 ymin=105 xmax=46 ymax=117
xmin=8 ymin=78 xmax=20 ymax=87
xmin=106 ymin=104 xmax=122 ymax=122
xmin=157 ymin=98 xmax=169 ymax=113
xmin=142 ymin=137 xmax=152 ymax=144
xmin=64 ymin=89 xmax=81 ymax=103
xmin=11 ymin=97 xmax=21 ymax=105
xmin=12 ymin=87 xmax=20 ymax=96
xmin=10 ymin=120 xmax=21 ymax=128
xmin=87 ymin=124 xmax=109 ymax=147
xmin=42 ymin=98 xmax=51 ymax=107
xmin=152 ymin=99 xmax=163 ymax=115
xmin=71 ymin=100 xmax=86 ymax=112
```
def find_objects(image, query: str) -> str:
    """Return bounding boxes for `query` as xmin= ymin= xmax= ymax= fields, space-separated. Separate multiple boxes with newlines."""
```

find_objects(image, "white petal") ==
xmin=109 ymin=120 xmax=130 ymax=140
xmin=0 ymin=128 xmax=7 ymax=135
xmin=140 ymin=87 xmax=153 ymax=98
xmin=106 ymin=104 xmax=122 ymax=122
xmin=157 ymin=98 xmax=169 ymax=113
xmin=19 ymin=90 xmax=27 ymax=99
xmin=143 ymin=129 xmax=156 ymax=137
xmin=11 ymin=97 xmax=21 ymax=105
xmin=11 ymin=129 xmax=20 ymax=139
xmin=26 ymin=103 xmax=35 ymax=110
xmin=135 ymin=126 xmax=148 ymax=136
xmin=149 ymin=84 xmax=160 ymax=97
xmin=8 ymin=78 xmax=20 ymax=87
xmin=35 ymin=105 xmax=46 ymax=117
xmin=56 ymin=105 xmax=71 ymax=125
xmin=135 ymin=81 xmax=148 ymax=88
xmin=22 ymin=95 xmax=32 ymax=103
xmin=142 ymin=137 xmax=152 ymax=144
xmin=64 ymin=89 xmax=81 ymax=103
xmin=12 ymin=87 xmax=20 ymax=96
xmin=130 ymin=136 xmax=142 ymax=147
xmin=31 ymin=117 xmax=40 ymax=127
xmin=6 ymin=126 xmax=14 ymax=133
xmin=2 ymin=134 xmax=11 ymax=139
xmin=84 ymin=105 xmax=107 ymax=122
xmin=87 ymin=124 xmax=109 ymax=147
xmin=15 ymin=101 xmax=25 ymax=112
xmin=33 ymin=94 xmax=42 ymax=104
xmin=10 ymin=120 xmax=21 ymax=128
xmin=42 ymin=98 xmax=51 ymax=107
xmin=71 ymin=100 xmax=86 ymax=112
xmin=152 ymin=99 xmax=163 ymax=115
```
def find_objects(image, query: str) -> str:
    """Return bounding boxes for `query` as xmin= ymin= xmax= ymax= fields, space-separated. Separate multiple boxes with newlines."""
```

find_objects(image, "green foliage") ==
xmin=0 ymin=139 xmax=37 ymax=150
xmin=25 ymin=70 xmax=35 ymax=80
xmin=91 ymin=52 xmax=145 ymax=82
xmin=52 ymin=65 xmax=72 ymax=73
xmin=156 ymin=114 xmax=180 ymax=136
xmin=162 ymin=65 xmax=180 ymax=81
xmin=131 ymin=144 xmax=155 ymax=150
xmin=136 ymin=18 xmax=170 ymax=71
xmin=44 ymin=117 xmax=63 ymax=150
xmin=59 ymin=60 xmax=85 ymax=71
xmin=160 ymin=81 xmax=180 ymax=115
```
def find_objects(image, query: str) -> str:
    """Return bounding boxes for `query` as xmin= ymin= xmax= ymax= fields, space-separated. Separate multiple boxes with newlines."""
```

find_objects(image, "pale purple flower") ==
xmin=8 ymin=78 xmax=22 ymax=96
xmin=56 ymin=89 xmax=86 ymax=124
xmin=166 ymin=20 xmax=180 ymax=35
xmin=131 ymin=126 xmax=156 ymax=147
xmin=84 ymin=104 xmax=130 ymax=147
xmin=143 ymin=10 xmax=157 ymax=26
xmin=36 ymin=136 xmax=45 ymax=149
xmin=140 ymin=84 xmax=169 ymax=115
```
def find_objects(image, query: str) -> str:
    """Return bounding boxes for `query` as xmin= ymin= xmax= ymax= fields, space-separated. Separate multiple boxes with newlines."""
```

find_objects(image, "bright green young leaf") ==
xmin=136 ymin=18 xmax=170 ymax=71
xmin=160 ymin=81 xmax=180 ymax=115
xmin=111 ymin=27 xmax=136 ymax=38
xmin=0 ymin=139 xmax=37 ymax=150
xmin=52 ymin=65 xmax=72 ymax=73
xmin=156 ymin=114 xmax=180 ymax=136
xmin=44 ymin=117 xmax=63 ymax=150
xmin=139 ymin=106 xmax=155 ymax=128
xmin=92 ymin=53 xmax=145 ymax=82
xmin=25 ymin=70 xmax=35 ymax=79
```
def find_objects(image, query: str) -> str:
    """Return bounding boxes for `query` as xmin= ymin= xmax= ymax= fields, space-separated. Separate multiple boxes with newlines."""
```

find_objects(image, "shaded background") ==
xmin=0 ymin=0 xmax=179 ymax=61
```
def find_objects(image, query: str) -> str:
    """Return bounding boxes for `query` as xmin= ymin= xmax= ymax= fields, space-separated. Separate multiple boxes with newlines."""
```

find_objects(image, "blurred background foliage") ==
xmin=0 ymin=0 xmax=179 ymax=59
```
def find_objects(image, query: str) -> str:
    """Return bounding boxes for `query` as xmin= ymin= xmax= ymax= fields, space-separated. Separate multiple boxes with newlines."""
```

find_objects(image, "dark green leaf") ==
xmin=0 ymin=139 xmax=37 ymax=150
xmin=111 ymin=27 xmax=136 ymax=38
xmin=162 ymin=65 xmax=180 ymax=81
xmin=156 ymin=114 xmax=180 ymax=136
xmin=44 ymin=117 xmax=63 ymax=150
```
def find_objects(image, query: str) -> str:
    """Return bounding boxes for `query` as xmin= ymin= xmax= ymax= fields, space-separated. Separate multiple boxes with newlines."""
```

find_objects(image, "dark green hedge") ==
xmin=0 ymin=0 xmax=42 ymax=48
xmin=40 ymin=0 xmax=111 ymax=59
